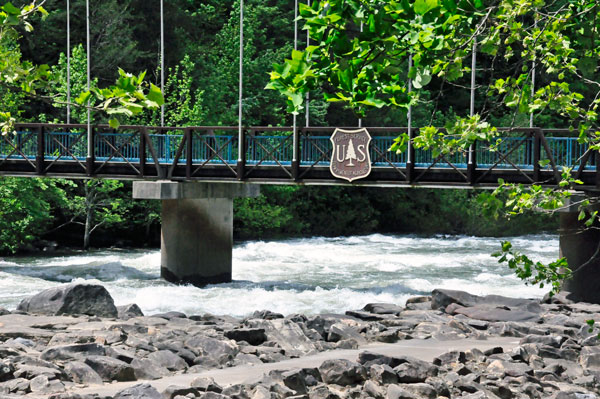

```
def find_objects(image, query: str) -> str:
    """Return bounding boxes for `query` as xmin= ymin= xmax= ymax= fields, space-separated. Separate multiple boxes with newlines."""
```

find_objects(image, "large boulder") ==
xmin=431 ymin=289 xmax=539 ymax=311
xmin=17 ymin=283 xmax=118 ymax=318
xmin=318 ymin=359 xmax=366 ymax=385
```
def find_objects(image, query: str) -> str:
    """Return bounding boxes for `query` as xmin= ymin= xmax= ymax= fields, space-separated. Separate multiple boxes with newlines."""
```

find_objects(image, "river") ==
xmin=0 ymin=234 xmax=557 ymax=317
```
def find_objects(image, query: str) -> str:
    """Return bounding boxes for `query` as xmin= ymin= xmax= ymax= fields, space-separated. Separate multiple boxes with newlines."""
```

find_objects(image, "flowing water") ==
xmin=0 ymin=234 xmax=558 ymax=317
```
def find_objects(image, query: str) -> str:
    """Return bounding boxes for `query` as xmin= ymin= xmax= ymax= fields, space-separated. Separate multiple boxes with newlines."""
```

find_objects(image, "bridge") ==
xmin=2 ymin=123 xmax=599 ymax=188
xmin=4 ymin=122 xmax=600 ymax=302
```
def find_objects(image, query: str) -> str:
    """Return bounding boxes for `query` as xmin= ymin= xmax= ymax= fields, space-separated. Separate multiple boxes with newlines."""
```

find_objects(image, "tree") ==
xmin=63 ymin=179 xmax=125 ymax=249
xmin=268 ymin=0 xmax=600 ymax=295
xmin=0 ymin=177 xmax=68 ymax=253
xmin=345 ymin=139 xmax=357 ymax=166
xmin=0 ymin=0 xmax=164 ymax=134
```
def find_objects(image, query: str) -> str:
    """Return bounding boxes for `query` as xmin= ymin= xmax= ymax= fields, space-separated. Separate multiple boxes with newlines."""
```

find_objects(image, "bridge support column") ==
xmin=133 ymin=181 xmax=260 ymax=286
xmin=558 ymin=194 xmax=600 ymax=303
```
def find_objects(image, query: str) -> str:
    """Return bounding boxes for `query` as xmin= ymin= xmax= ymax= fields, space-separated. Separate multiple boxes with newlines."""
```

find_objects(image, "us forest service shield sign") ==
xmin=329 ymin=128 xmax=372 ymax=182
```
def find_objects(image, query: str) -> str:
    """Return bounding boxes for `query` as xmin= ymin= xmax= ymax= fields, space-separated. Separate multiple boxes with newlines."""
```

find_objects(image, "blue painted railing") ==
xmin=2 ymin=130 xmax=595 ymax=170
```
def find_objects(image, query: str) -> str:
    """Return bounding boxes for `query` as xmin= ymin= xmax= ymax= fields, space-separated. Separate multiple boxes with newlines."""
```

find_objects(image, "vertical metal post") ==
xmin=66 ymin=0 xmax=71 ymax=124
xmin=85 ymin=0 xmax=93 ymax=175
xmin=160 ymin=0 xmax=165 ymax=127
xmin=533 ymin=129 xmax=541 ymax=182
xmin=237 ymin=0 xmax=246 ymax=180
xmin=305 ymin=0 xmax=310 ymax=127
xmin=530 ymin=17 xmax=536 ymax=129
xmin=406 ymin=55 xmax=415 ymax=182
xmin=292 ymin=0 xmax=299 ymax=179
xmin=358 ymin=20 xmax=363 ymax=128
xmin=467 ymin=39 xmax=477 ymax=184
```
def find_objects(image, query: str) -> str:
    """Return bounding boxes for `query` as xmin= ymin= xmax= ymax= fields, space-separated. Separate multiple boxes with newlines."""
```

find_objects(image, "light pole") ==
xmin=66 ymin=0 xmax=70 ymax=124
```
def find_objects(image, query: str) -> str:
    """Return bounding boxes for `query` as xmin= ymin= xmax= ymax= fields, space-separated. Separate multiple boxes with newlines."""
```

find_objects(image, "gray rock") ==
xmin=580 ymin=346 xmax=600 ymax=370
xmin=251 ymin=310 xmax=284 ymax=320
xmin=281 ymin=369 xmax=309 ymax=394
xmin=318 ymin=359 xmax=366 ymax=386
xmin=186 ymin=336 xmax=238 ymax=366
xmin=117 ymin=304 xmax=144 ymax=320
xmin=362 ymin=303 xmax=403 ymax=314
xmin=454 ymin=305 xmax=541 ymax=322
xmin=130 ymin=358 xmax=170 ymax=380
xmin=520 ymin=334 xmax=564 ymax=348
xmin=0 ymin=308 xmax=9 ymax=316
xmin=386 ymin=384 xmax=416 ymax=399
xmin=84 ymin=355 xmax=136 ymax=382
xmin=190 ymin=377 xmax=223 ymax=393
xmin=358 ymin=351 xmax=405 ymax=368
xmin=29 ymin=375 xmax=65 ymax=394
xmin=369 ymin=364 xmax=398 ymax=385
xmin=431 ymin=289 xmax=539 ymax=311
xmin=309 ymin=385 xmax=340 ymax=399
xmin=151 ymin=311 xmax=187 ymax=320
xmin=397 ymin=383 xmax=436 ymax=399
xmin=17 ymin=283 xmax=118 ymax=317
xmin=41 ymin=343 xmax=106 ymax=361
xmin=0 ymin=377 xmax=29 ymax=394
xmin=486 ymin=359 xmax=533 ymax=377
xmin=433 ymin=350 xmax=466 ymax=366
xmin=64 ymin=361 xmax=103 ymax=385
xmin=394 ymin=360 xmax=438 ymax=383
xmin=345 ymin=310 xmax=391 ymax=321
xmin=246 ymin=319 xmax=317 ymax=356
xmin=0 ymin=362 xmax=13 ymax=383
xmin=13 ymin=365 xmax=64 ymax=380
xmin=147 ymin=350 xmax=187 ymax=371
xmin=162 ymin=385 xmax=200 ymax=399
xmin=327 ymin=323 xmax=367 ymax=344
xmin=224 ymin=328 xmax=267 ymax=345
xmin=113 ymin=383 xmax=162 ymax=399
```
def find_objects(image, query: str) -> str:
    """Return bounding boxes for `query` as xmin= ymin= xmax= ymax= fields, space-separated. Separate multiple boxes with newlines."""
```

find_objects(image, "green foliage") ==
xmin=493 ymin=241 xmax=572 ymax=295
xmin=0 ymin=177 xmax=67 ymax=253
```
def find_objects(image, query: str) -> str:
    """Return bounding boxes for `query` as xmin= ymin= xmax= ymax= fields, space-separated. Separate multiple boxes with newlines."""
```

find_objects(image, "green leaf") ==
xmin=414 ymin=0 xmax=439 ymax=15
xmin=108 ymin=118 xmax=121 ymax=129
xmin=75 ymin=91 xmax=91 ymax=105
xmin=413 ymin=69 xmax=432 ymax=89
xmin=2 ymin=2 xmax=21 ymax=15
xmin=147 ymin=83 xmax=164 ymax=107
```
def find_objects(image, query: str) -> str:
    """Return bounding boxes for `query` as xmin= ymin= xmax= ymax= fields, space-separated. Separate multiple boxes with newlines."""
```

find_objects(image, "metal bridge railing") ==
xmin=2 ymin=124 xmax=598 ymax=185
xmin=4 ymin=129 xmax=597 ymax=170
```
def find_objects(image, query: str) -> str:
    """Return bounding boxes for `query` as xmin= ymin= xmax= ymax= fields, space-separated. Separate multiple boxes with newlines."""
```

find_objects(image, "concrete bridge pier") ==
xmin=559 ymin=194 xmax=600 ymax=303
xmin=133 ymin=181 xmax=260 ymax=286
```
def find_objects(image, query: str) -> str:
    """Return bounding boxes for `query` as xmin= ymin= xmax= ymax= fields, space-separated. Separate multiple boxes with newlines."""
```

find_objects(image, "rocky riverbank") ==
xmin=0 ymin=284 xmax=599 ymax=398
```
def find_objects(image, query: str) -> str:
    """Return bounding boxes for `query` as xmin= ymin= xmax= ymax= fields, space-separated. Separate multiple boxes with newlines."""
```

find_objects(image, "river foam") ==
xmin=0 ymin=234 xmax=558 ymax=317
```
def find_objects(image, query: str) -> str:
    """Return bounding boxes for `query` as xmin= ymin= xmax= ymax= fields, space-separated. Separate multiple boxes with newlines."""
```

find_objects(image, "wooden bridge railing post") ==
xmin=533 ymin=128 xmax=542 ymax=182
xmin=185 ymin=127 xmax=192 ymax=179
xmin=138 ymin=127 xmax=146 ymax=178
xmin=237 ymin=128 xmax=246 ymax=180
xmin=36 ymin=125 xmax=45 ymax=175
xmin=86 ymin=126 xmax=95 ymax=176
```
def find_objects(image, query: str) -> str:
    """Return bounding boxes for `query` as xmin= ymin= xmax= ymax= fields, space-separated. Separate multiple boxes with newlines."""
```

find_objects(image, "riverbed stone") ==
xmin=147 ymin=350 xmax=188 ymax=371
xmin=64 ymin=361 xmax=103 ymax=385
xmin=113 ymin=383 xmax=162 ymax=399
xmin=83 ymin=356 xmax=136 ymax=382
xmin=117 ymin=304 xmax=144 ymax=320
xmin=17 ymin=283 xmax=118 ymax=318
xmin=318 ymin=359 xmax=366 ymax=386
xmin=224 ymin=328 xmax=267 ymax=345
xmin=41 ymin=343 xmax=106 ymax=361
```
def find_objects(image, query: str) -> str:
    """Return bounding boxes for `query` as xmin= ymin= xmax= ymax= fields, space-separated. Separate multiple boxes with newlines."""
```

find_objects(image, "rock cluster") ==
xmin=0 ymin=285 xmax=598 ymax=398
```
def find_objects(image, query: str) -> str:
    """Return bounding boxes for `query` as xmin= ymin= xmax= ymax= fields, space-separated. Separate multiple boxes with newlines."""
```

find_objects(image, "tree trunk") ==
xmin=83 ymin=183 xmax=93 ymax=250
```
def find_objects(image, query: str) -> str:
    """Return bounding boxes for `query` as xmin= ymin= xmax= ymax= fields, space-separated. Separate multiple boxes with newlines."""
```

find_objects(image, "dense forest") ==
xmin=0 ymin=0 xmax=560 ymax=254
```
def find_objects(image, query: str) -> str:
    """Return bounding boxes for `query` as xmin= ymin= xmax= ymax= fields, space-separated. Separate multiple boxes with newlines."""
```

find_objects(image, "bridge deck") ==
xmin=1 ymin=123 xmax=598 ymax=188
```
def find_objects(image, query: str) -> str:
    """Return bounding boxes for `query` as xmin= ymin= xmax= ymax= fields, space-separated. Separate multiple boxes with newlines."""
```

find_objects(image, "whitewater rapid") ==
xmin=0 ymin=234 xmax=558 ymax=317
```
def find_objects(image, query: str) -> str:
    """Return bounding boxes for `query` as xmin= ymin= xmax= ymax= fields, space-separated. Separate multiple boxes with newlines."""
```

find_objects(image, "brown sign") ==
xmin=329 ymin=128 xmax=372 ymax=182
